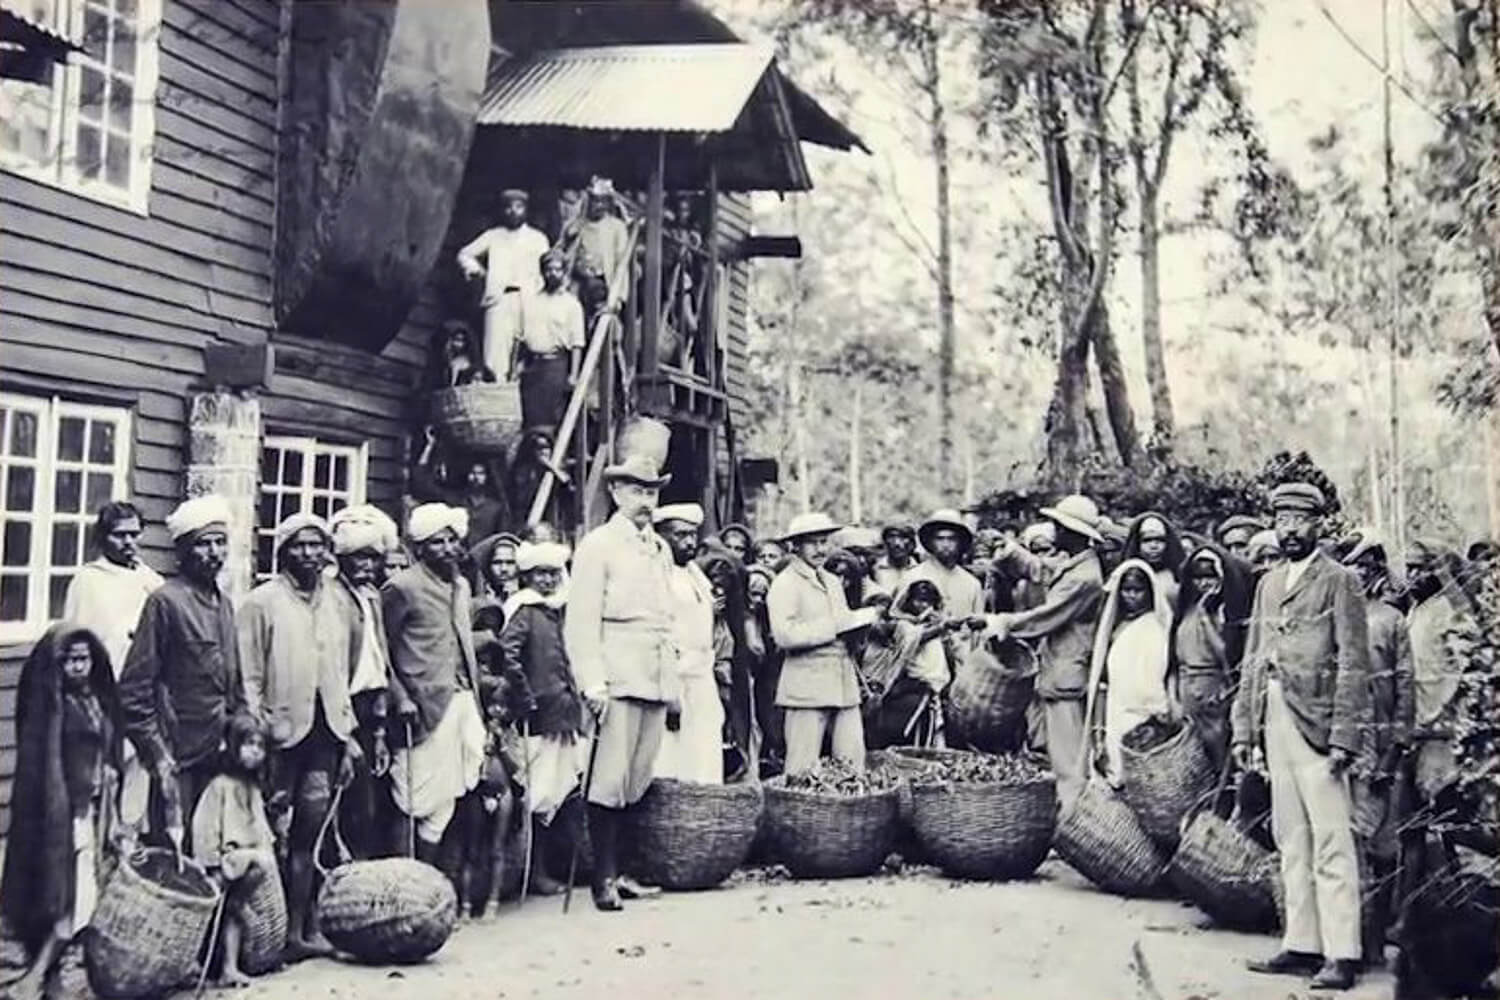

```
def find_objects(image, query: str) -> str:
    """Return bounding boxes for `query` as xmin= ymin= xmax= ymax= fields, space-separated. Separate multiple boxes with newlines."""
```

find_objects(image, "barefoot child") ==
xmin=192 ymin=713 xmax=280 ymax=987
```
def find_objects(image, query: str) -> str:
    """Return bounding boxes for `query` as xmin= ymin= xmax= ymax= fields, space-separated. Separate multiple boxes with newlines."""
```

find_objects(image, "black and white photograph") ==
xmin=0 ymin=0 xmax=1497 ymax=997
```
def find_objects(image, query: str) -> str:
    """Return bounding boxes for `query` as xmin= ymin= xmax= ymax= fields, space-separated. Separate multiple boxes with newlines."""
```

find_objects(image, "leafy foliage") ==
xmin=1448 ymin=562 xmax=1500 ymax=834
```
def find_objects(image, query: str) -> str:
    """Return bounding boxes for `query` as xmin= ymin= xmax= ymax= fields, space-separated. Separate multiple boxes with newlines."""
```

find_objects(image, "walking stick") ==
xmin=518 ymin=719 xmax=534 ymax=906
xmin=403 ymin=717 xmax=417 ymax=860
xmin=563 ymin=707 xmax=604 ymax=914
xmin=902 ymin=693 xmax=932 ymax=741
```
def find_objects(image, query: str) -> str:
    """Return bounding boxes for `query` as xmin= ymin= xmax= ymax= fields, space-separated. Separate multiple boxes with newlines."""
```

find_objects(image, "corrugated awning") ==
xmin=0 ymin=7 xmax=83 ymax=83
xmin=478 ymin=43 xmax=776 ymax=133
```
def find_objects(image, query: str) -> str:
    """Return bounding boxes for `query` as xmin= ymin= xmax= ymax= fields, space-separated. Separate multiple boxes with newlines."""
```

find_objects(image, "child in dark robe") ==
xmin=191 ymin=712 xmax=280 ymax=987
xmin=1 ymin=624 xmax=123 ymax=1000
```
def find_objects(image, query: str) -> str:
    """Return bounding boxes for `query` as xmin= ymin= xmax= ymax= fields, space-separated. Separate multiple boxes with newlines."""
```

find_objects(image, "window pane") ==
xmin=283 ymin=450 xmax=304 ymax=486
xmin=9 ymin=410 xmax=37 ymax=458
xmin=105 ymin=130 xmax=130 ymax=188
xmin=83 ymin=5 xmax=110 ymax=62
xmin=57 ymin=416 xmax=85 ymax=461
xmin=113 ymin=19 xmax=136 ymax=78
xmin=257 ymin=492 xmax=276 ymax=528
xmin=0 ymin=76 xmax=57 ymax=164
xmin=85 ymin=470 xmax=114 ymax=512
xmin=54 ymin=469 xmax=82 ymax=513
xmin=312 ymin=496 xmax=330 ymax=519
xmin=117 ymin=0 xmax=136 ymax=19
xmin=314 ymin=453 xmax=331 ymax=489
xmin=79 ymin=65 xmax=106 ymax=122
xmin=333 ymin=456 xmax=349 ymax=491
xmin=3 ymin=520 xmax=32 ymax=567
xmin=51 ymin=521 xmax=79 ymax=567
xmin=108 ymin=78 xmax=132 ymax=132
xmin=0 ymin=574 xmax=27 ymax=621
xmin=260 ymin=448 xmax=280 ymax=484
xmin=5 ymin=466 xmax=35 ymax=512
xmin=49 ymin=574 xmax=71 ymax=620
xmin=329 ymin=496 xmax=348 ymax=515
xmin=88 ymin=420 xmax=116 ymax=464
xmin=255 ymin=534 xmax=273 ymax=577
xmin=76 ymin=122 xmax=102 ymax=180
xmin=278 ymin=493 xmax=299 ymax=521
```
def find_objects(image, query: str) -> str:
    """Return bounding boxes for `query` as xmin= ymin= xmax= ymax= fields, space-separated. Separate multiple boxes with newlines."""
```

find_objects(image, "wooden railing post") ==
xmin=702 ymin=160 xmax=719 ymax=384
xmin=639 ymin=132 xmax=666 ymax=396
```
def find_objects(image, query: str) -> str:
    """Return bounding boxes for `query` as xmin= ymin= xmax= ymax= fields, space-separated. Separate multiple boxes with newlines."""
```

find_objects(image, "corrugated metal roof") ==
xmin=478 ymin=43 xmax=776 ymax=133
xmin=0 ymin=6 xmax=83 ymax=54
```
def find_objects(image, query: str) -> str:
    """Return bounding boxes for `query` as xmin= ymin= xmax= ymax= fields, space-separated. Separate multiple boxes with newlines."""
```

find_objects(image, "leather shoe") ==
xmin=1309 ymin=959 xmax=1358 ymax=991
xmin=591 ymin=881 xmax=622 ymax=912
xmin=1246 ymin=950 xmax=1324 ymax=976
xmin=615 ymin=875 xmax=661 ymax=900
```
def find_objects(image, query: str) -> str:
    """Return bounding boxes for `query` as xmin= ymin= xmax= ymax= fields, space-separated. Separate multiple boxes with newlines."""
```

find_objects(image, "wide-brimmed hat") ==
xmin=782 ymin=512 xmax=841 ymax=543
xmin=918 ymin=509 xmax=974 ymax=552
xmin=1342 ymin=527 xmax=1387 ymax=566
xmin=603 ymin=455 xmax=670 ymax=487
xmin=832 ymin=526 xmax=882 ymax=550
xmin=1039 ymin=495 xmax=1104 ymax=543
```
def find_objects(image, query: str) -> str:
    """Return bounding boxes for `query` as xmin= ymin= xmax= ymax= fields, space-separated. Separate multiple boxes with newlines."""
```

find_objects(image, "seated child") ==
xmin=191 ymin=713 xmax=280 ymax=988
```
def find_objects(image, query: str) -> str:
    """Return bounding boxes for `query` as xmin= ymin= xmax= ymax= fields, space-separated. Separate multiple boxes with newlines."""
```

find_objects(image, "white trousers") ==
xmin=391 ymin=691 xmax=487 ymax=844
xmin=653 ymin=673 xmax=724 ymax=784
xmin=1266 ymin=678 xmax=1361 ymax=960
xmin=482 ymin=291 xmax=524 ymax=377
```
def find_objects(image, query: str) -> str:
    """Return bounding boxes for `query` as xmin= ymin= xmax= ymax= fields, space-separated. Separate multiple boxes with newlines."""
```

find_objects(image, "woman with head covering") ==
xmin=1122 ymin=512 xmax=1186 ymax=610
xmin=470 ymin=532 xmax=523 ymax=639
xmin=1168 ymin=542 xmax=1254 ymax=772
xmin=718 ymin=523 xmax=754 ymax=563
xmin=862 ymin=579 xmax=960 ymax=750
xmin=2 ymin=624 xmax=123 ymax=1000
xmin=1084 ymin=561 xmax=1174 ymax=785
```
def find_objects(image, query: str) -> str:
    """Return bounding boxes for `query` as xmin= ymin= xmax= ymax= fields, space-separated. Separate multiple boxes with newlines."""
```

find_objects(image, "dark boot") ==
xmin=587 ymin=804 xmax=621 ymax=912
xmin=1309 ymin=959 xmax=1359 ymax=991
xmin=613 ymin=804 xmax=661 ymax=900
xmin=1246 ymin=950 xmax=1324 ymax=976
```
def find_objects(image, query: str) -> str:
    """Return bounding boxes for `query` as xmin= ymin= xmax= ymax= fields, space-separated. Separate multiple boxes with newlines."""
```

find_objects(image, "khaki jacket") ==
xmin=1231 ymin=551 xmax=1371 ymax=756
xmin=768 ymin=559 xmax=862 ymax=709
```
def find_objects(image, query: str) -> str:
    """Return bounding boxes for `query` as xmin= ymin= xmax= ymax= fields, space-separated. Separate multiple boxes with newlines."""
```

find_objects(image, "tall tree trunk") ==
xmin=1090 ymin=305 xmax=1143 ymax=467
xmin=922 ymin=13 xmax=957 ymax=495
xmin=1137 ymin=189 xmax=1175 ymax=447
xmin=849 ymin=377 xmax=863 ymax=523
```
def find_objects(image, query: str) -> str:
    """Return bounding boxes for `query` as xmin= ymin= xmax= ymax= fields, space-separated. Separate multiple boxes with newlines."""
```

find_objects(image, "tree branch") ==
xmin=1100 ymin=0 xmax=1165 ymax=109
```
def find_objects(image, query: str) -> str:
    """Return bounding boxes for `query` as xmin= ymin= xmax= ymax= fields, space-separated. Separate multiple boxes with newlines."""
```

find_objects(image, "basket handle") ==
xmin=312 ymin=782 xmax=353 ymax=879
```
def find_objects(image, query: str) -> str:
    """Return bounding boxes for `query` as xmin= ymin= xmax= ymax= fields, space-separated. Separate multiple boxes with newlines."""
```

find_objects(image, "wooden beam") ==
xmin=640 ymin=132 xmax=666 ymax=382
xmin=735 ymin=235 xmax=803 ymax=260
xmin=702 ymin=161 xmax=719 ymax=384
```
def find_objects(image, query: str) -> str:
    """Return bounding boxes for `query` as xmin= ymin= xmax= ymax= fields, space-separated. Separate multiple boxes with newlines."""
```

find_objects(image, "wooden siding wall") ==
xmin=716 ymin=194 xmax=753 ymax=493
xmin=0 ymin=0 xmax=437 ymax=842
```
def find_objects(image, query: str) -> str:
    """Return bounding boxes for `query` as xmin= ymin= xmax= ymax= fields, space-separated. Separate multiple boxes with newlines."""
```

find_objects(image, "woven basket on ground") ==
xmin=236 ymin=862 xmax=288 ymax=975
xmin=1120 ymin=717 xmax=1215 ymax=848
xmin=1167 ymin=770 xmax=1282 ymax=932
xmin=85 ymin=847 xmax=220 ymax=999
xmin=1401 ymin=832 xmax=1500 ymax=997
xmin=910 ymin=771 xmax=1057 ymax=881
xmin=318 ymin=859 xmax=457 ymax=964
xmin=1054 ymin=778 xmax=1169 ymax=896
xmin=625 ymin=779 xmax=764 ymax=890
xmin=430 ymin=384 xmax=522 ymax=455
xmin=943 ymin=639 xmax=1037 ymax=754
xmin=762 ymin=779 xmax=904 ymax=879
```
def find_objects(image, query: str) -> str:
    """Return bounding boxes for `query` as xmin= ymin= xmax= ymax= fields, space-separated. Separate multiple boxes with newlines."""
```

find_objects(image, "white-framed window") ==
xmin=256 ymin=436 xmax=368 ymax=582
xmin=0 ymin=0 xmax=162 ymax=214
xmin=0 ymin=391 xmax=132 ymax=641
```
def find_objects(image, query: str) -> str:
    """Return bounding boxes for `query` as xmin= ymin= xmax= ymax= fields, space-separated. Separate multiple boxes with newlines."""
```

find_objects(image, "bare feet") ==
xmin=282 ymin=936 xmax=334 ymax=964
xmin=215 ymin=967 xmax=252 ymax=989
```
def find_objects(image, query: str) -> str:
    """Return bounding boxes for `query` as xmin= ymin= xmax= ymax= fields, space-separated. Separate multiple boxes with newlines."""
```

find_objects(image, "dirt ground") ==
xmin=238 ymin=859 xmax=1394 ymax=1000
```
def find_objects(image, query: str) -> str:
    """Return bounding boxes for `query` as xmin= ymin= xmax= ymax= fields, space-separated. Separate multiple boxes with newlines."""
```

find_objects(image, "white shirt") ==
xmin=520 ymin=289 xmax=586 ymax=355
xmin=348 ymin=587 xmax=389 ymax=696
xmin=668 ymin=562 xmax=716 ymax=679
xmin=457 ymin=225 xmax=551 ymax=305
xmin=63 ymin=557 xmax=165 ymax=675
xmin=1284 ymin=550 xmax=1317 ymax=591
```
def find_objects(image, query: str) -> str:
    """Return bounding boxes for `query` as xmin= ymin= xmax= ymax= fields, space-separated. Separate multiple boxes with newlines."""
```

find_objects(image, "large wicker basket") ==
xmin=1120 ymin=717 xmax=1215 ymax=848
xmin=626 ymin=779 xmax=764 ymax=890
xmin=430 ymin=383 xmax=522 ymax=455
xmin=909 ymin=767 xmax=1057 ymax=881
xmin=1055 ymin=778 xmax=1169 ymax=897
xmin=762 ymin=779 xmax=904 ymax=879
xmin=85 ymin=847 xmax=221 ymax=999
xmin=318 ymin=858 xmax=457 ymax=964
xmin=1168 ymin=809 xmax=1282 ymax=930
xmin=237 ymin=862 xmax=288 ymax=975
xmin=1402 ymin=833 xmax=1500 ymax=997
xmin=943 ymin=639 xmax=1037 ymax=754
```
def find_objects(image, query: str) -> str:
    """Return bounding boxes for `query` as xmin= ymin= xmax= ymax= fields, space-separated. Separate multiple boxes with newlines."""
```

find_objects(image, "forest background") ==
xmin=715 ymin=0 xmax=1500 ymax=555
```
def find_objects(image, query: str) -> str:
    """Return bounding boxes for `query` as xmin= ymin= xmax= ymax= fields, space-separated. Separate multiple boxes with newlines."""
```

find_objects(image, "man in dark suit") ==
xmin=1232 ymin=482 xmax=1372 ymax=991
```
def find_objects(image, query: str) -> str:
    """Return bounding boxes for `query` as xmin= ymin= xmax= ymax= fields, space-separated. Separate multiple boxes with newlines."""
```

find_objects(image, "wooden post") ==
xmin=640 ymin=133 xmax=666 ymax=389
xmin=702 ymin=161 xmax=719 ymax=383
xmin=703 ymin=425 xmax=719 ymax=531
xmin=600 ymin=303 xmax=616 ymax=464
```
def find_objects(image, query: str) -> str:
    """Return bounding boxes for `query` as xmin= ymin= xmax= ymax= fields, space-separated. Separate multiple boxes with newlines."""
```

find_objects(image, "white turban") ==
xmin=652 ymin=503 xmax=704 ymax=527
xmin=517 ymin=541 xmax=570 ymax=572
xmin=167 ymin=495 xmax=232 ymax=542
xmin=408 ymin=503 xmax=469 ymax=544
xmin=331 ymin=504 xmax=399 ymax=555
xmin=274 ymin=511 xmax=330 ymax=553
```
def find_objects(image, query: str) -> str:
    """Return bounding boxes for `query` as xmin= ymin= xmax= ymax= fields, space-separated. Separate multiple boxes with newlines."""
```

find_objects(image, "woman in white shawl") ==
xmin=1083 ymin=559 xmax=1175 ymax=786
